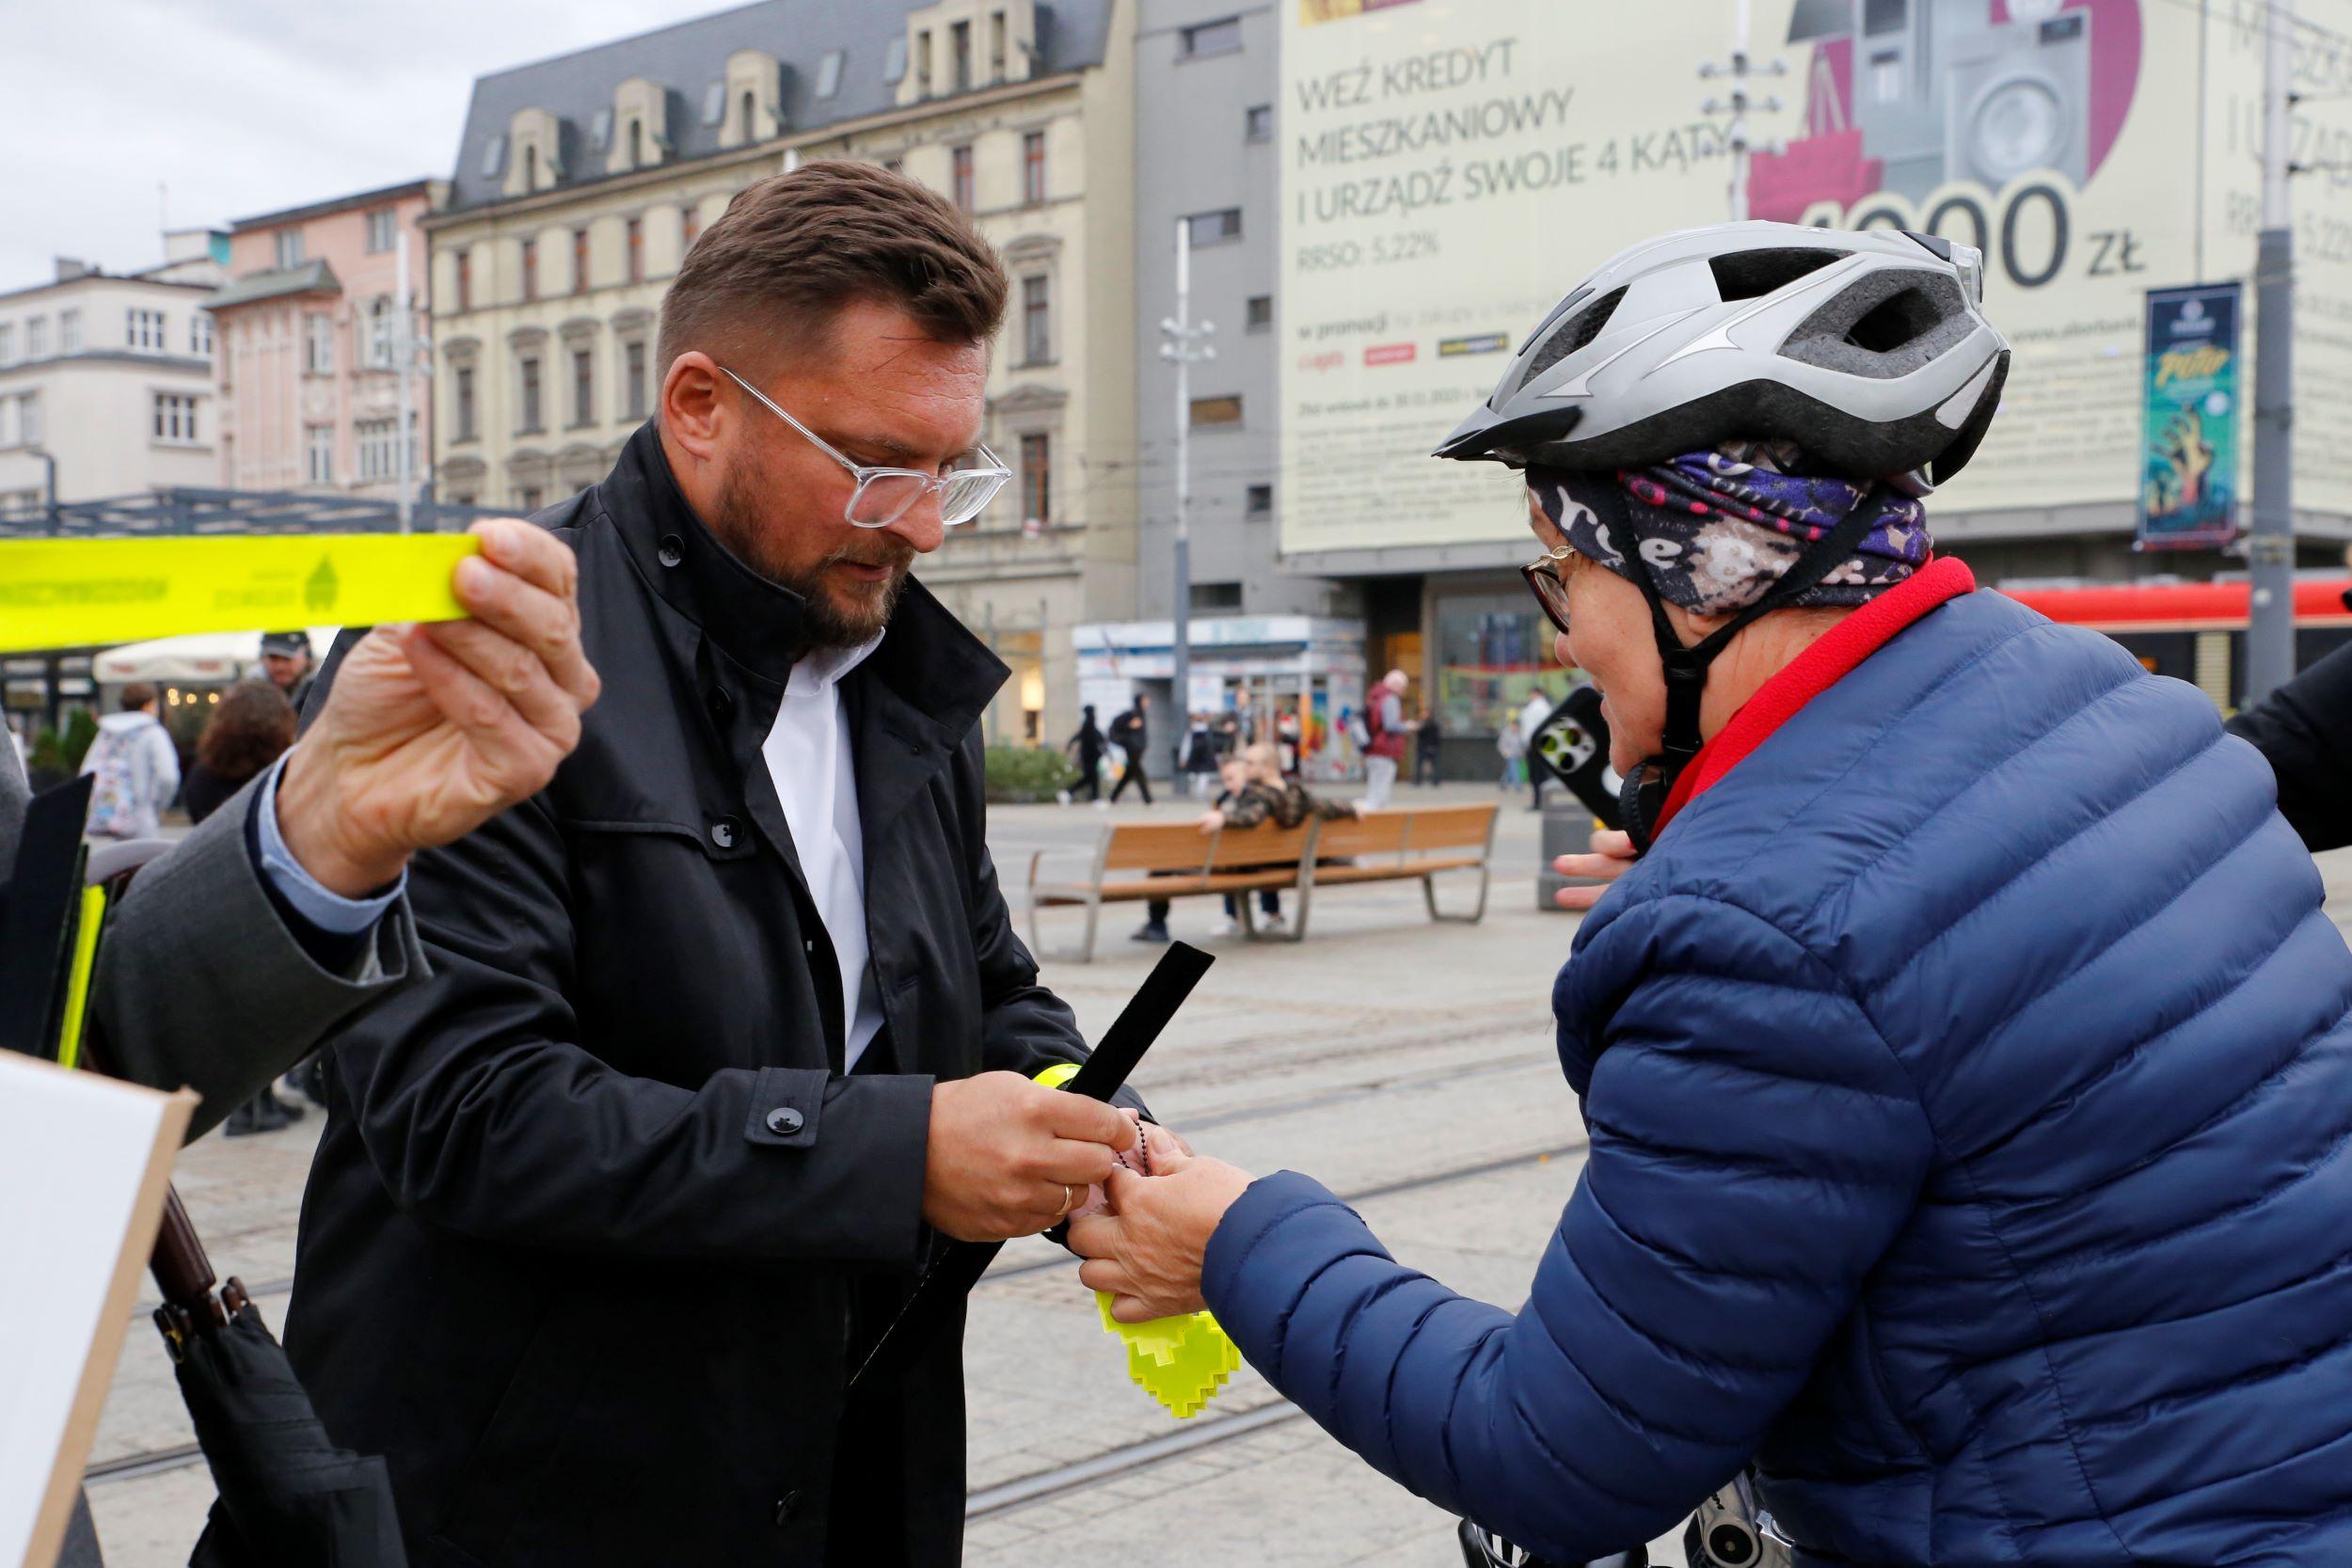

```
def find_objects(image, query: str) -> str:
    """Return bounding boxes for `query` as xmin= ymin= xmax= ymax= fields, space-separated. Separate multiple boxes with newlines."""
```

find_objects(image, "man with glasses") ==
xmin=283 ymin=162 xmax=1143 ymax=1568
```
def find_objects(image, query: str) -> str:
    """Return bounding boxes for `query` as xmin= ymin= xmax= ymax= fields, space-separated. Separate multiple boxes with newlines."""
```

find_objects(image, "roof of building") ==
xmin=0 ymin=268 xmax=215 ymax=308
xmin=229 ymin=178 xmax=441 ymax=234
xmin=204 ymin=260 xmax=343 ymax=312
xmin=443 ymin=0 xmax=1111 ymax=214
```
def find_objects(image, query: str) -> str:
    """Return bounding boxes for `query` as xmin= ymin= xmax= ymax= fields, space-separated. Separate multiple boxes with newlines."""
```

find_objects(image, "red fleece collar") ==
xmin=1651 ymin=555 xmax=1977 ymax=838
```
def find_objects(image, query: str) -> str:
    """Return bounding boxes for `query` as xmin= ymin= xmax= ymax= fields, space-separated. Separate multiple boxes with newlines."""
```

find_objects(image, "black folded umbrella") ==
xmin=168 ymin=1283 xmax=407 ymax=1568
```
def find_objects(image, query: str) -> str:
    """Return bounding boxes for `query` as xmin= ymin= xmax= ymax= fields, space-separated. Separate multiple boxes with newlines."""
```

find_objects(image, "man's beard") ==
xmin=713 ymin=462 xmax=916 ymax=649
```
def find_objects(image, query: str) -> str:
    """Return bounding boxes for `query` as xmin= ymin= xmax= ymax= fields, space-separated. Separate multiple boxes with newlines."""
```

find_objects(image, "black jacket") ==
xmin=285 ymin=424 xmax=1118 ymax=1567
xmin=2226 ymin=639 xmax=2352 ymax=851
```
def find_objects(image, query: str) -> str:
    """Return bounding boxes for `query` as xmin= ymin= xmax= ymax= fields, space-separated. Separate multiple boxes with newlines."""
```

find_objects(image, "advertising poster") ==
xmin=2137 ymin=281 xmax=2243 ymax=549
xmin=1277 ymin=0 xmax=2352 ymax=560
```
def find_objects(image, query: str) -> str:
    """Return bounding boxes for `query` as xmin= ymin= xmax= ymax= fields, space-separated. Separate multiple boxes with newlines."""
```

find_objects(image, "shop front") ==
xmin=1073 ymin=615 xmax=1367 ymax=782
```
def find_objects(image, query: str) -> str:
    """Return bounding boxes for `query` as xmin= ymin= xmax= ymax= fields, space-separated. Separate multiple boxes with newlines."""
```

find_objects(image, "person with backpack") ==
xmin=81 ymin=683 xmax=182 ymax=841
xmin=1358 ymin=668 xmax=1409 ymax=810
xmin=1107 ymin=690 xmax=1153 ymax=804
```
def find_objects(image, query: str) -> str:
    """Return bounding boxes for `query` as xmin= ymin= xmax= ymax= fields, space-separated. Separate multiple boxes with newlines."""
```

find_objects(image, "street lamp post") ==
xmin=1698 ymin=0 xmax=1788 ymax=222
xmin=1158 ymin=218 xmax=1216 ymax=772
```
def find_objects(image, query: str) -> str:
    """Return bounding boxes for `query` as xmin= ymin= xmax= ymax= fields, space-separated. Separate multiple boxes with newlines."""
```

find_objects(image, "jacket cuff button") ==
xmin=658 ymin=533 xmax=685 ymax=568
xmin=764 ymin=1106 xmax=803 ymax=1136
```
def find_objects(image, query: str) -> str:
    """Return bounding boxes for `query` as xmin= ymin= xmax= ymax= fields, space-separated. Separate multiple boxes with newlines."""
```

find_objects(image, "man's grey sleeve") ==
xmin=90 ymin=772 xmax=428 ymax=1141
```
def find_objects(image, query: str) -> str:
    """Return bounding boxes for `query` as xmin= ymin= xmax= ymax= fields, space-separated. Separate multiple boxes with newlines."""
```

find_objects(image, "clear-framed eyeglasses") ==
xmin=721 ymin=365 xmax=1010 ymax=528
xmin=1521 ymin=544 xmax=1578 ymax=637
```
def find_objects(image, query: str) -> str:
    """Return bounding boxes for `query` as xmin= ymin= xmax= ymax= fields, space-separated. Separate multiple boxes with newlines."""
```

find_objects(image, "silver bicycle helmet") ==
xmin=1435 ymin=221 xmax=2009 ymax=492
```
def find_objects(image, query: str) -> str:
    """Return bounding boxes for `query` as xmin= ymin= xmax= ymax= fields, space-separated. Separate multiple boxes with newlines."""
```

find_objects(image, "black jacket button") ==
xmin=709 ymin=817 xmax=739 ymax=849
xmin=707 ymin=687 xmax=735 ymax=721
xmin=765 ymin=1107 xmax=803 ymax=1136
xmin=658 ymin=533 xmax=685 ymax=568
xmin=773 ymin=1489 xmax=802 ymax=1525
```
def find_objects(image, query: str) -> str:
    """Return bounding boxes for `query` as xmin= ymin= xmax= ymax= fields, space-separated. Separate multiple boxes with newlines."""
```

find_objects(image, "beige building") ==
xmin=425 ymin=0 xmax=1135 ymax=745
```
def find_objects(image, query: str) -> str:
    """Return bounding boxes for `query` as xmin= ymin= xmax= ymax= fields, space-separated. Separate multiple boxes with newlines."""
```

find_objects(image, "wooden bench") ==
xmin=1025 ymin=803 xmax=1498 ymax=960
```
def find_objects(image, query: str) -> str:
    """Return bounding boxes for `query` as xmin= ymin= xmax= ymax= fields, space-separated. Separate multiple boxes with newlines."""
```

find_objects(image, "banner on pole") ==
xmin=2137 ymin=281 xmax=2243 ymax=551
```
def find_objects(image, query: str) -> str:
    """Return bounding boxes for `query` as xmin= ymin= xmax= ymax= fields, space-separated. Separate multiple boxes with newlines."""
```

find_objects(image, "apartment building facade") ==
xmin=0 ymin=243 xmax=225 ymax=515
xmin=208 ymin=179 xmax=444 ymax=502
xmin=424 ymin=0 xmax=1134 ymax=744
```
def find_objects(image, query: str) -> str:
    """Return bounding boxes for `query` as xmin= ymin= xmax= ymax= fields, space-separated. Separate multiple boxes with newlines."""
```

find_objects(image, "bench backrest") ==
xmin=1400 ymin=803 xmax=1499 ymax=854
xmin=1102 ymin=822 xmax=1218 ymax=877
xmin=1208 ymin=819 xmax=1317 ymax=870
xmin=1313 ymin=812 xmax=1412 ymax=859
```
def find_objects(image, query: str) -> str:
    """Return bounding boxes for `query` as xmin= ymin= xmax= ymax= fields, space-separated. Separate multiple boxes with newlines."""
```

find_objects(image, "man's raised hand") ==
xmin=923 ymin=1071 xmax=1136 ymax=1243
xmin=275 ymin=517 xmax=600 ymax=896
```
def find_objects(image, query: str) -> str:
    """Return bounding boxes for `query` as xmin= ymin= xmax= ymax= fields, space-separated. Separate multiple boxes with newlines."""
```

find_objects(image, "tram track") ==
xmin=87 ymin=1127 xmax=1585 ymax=1493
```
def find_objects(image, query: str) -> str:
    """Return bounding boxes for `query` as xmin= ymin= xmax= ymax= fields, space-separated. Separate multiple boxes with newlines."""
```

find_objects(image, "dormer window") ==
xmin=817 ymin=50 xmax=845 ymax=99
xmin=629 ymin=120 xmax=643 ymax=165
xmin=480 ymin=135 xmax=506 ymax=179
xmin=741 ymin=89 xmax=757 ymax=140
xmin=721 ymin=50 xmax=781 ymax=150
xmin=524 ymin=144 xmax=538 ymax=188
xmin=607 ymin=79 xmax=667 ymax=176
xmin=883 ymin=36 xmax=908 ymax=85
xmin=702 ymin=82 xmax=727 ymax=126
xmin=591 ymin=108 xmax=613 ymax=150
xmin=504 ymin=108 xmax=562 ymax=196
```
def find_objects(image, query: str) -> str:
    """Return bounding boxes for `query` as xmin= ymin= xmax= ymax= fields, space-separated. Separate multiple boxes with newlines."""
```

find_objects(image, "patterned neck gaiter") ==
xmin=1527 ymin=439 xmax=1931 ymax=616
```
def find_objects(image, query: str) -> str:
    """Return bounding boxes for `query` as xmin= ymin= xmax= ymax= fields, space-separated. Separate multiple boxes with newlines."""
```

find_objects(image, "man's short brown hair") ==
xmin=656 ymin=161 xmax=1007 ymax=377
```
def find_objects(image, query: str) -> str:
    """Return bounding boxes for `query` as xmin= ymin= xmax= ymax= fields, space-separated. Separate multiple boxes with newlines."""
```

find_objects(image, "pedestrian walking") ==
xmin=1060 ymin=703 xmax=1105 ymax=804
xmin=280 ymin=164 xmax=1146 ymax=1568
xmin=1496 ymin=717 xmax=1527 ymax=790
xmin=1414 ymin=708 xmax=1443 ymax=786
xmin=1107 ymin=689 xmax=1153 ymax=803
xmin=1183 ymin=713 xmax=1220 ymax=800
xmin=80 ymin=683 xmax=181 ymax=841
xmin=1358 ymin=669 xmax=1409 ymax=810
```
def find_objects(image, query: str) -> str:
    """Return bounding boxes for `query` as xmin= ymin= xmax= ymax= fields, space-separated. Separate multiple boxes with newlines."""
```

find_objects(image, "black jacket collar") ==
xmin=598 ymin=420 xmax=1009 ymax=746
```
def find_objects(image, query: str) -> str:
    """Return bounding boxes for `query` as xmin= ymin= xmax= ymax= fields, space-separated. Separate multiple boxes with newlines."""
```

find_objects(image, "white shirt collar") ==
xmin=788 ymin=631 xmax=885 ymax=695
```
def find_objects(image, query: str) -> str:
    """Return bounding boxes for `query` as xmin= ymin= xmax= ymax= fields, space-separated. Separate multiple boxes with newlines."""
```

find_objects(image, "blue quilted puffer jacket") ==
xmin=1202 ymin=583 xmax=2352 ymax=1565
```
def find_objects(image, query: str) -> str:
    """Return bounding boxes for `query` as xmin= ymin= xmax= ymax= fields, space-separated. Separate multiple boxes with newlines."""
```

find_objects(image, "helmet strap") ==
xmin=1592 ymin=489 xmax=1883 ymax=855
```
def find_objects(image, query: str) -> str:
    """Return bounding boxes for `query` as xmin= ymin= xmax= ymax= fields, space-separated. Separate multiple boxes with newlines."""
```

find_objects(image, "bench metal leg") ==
xmin=1423 ymin=864 xmax=1491 ymax=924
xmin=1027 ymin=893 xmax=1105 ymax=964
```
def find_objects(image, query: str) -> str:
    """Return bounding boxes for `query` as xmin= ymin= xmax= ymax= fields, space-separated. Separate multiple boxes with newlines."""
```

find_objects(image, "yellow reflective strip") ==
xmin=0 ymin=534 xmax=480 ymax=653
xmin=56 ymin=883 xmax=107 ymax=1071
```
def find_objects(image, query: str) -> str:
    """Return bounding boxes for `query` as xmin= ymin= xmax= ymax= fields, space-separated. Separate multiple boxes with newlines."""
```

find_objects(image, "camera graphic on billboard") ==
xmin=1755 ymin=0 xmax=2139 ymax=226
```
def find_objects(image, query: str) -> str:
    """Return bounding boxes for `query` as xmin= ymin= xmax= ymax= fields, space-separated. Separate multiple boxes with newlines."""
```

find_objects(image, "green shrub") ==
xmin=27 ymin=727 xmax=68 ymax=784
xmin=984 ymin=743 xmax=1076 ymax=803
xmin=61 ymin=708 xmax=98 ymax=772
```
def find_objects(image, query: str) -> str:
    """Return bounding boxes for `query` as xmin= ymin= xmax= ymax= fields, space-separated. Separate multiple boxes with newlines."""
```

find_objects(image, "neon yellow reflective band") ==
xmin=1030 ymin=1060 xmax=1243 ymax=1420
xmin=0 ymin=534 xmax=481 ymax=654
xmin=56 ymin=883 xmax=107 ymax=1071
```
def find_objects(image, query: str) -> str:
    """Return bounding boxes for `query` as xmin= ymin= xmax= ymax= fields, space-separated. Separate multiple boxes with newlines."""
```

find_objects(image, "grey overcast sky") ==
xmin=0 ymin=0 xmax=745 ymax=285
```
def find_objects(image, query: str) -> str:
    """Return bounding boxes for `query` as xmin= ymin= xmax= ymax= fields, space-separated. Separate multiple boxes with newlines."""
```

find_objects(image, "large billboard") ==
xmin=1278 ymin=0 xmax=2352 ymax=559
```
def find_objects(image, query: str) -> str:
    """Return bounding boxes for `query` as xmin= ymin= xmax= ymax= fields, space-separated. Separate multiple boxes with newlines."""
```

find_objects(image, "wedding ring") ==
xmin=1056 ymin=1184 xmax=1077 ymax=1220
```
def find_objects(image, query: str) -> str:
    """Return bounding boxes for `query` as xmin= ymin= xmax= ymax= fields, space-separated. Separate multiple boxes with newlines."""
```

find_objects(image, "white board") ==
xmin=0 ymin=1053 xmax=192 ymax=1568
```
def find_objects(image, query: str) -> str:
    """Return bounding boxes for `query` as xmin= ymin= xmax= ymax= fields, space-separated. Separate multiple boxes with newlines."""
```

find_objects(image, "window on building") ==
xmin=481 ymin=135 xmax=506 ymax=178
xmin=456 ymin=249 xmax=472 ymax=313
xmin=0 ymin=397 xmax=17 ymax=449
xmin=884 ymin=34 xmax=909 ymax=85
xmin=573 ymin=228 xmax=591 ymax=294
xmin=1247 ymin=483 xmax=1273 ymax=517
xmin=0 ymin=325 xmax=14 ymax=364
xmin=592 ymin=108 xmax=614 ymax=150
xmin=303 ymin=313 xmax=334 ymax=375
xmin=154 ymin=392 xmax=200 ymax=445
xmin=191 ymin=312 xmax=213 ymax=356
xmin=991 ymin=11 xmax=1009 ymax=80
xmin=625 ymin=340 xmax=648 ymax=420
xmin=518 ymin=486 xmax=544 ymax=511
xmin=367 ymin=297 xmax=394 ymax=369
xmin=951 ymin=145 xmax=975 ymax=210
xmin=1181 ymin=17 xmax=1244 ymax=56
xmin=1192 ymin=582 xmax=1244 ymax=611
xmin=275 ymin=230 xmax=304 ymax=269
xmin=1020 ymin=432 xmax=1050 ymax=523
xmin=306 ymin=424 xmax=334 ymax=483
xmin=916 ymin=28 xmax=933 ymax=93
xmin=1247 ymin=294 xmax=1274 ymax=332
xmin=366 ymin=208 xmax=397 ymax=253
xmin=1022 ymin=275 xmax=1051 ymax=364
xmin=1869 ymin=49 xmax=1901 ymax=103
xmin=357 ymin=418 xmax=401 ymax=481
xmin=817 ymin=49 xmax=845 ymax=99
xmin=523 ymin=143 xmax=539 ymax=188
xmin=1246 ymin=103 xmax=1274 ymax=141
xmin=1184 ymin=208 xmax=1243 ymax=246
xmin=126 ymin=309 xmax=166 ymax=352
xmin=519 ymin=355 xmax=543 ymax=431
xmin=58 ymin=309 xmax=80 ymax=353
xmin=455 ymin=365 xmax=477 ymax=440
xmin=18 ymin=392 xmax=41 ymax=448
xmin=1023 ymin=131 xmax=1046 ymax=204
xmin=24 ymin=317 xmax=46 ymax=358
xmin=627 ymin=217 xmax=644 ymax=282
xmin=702 ymin=82 xmax=727 ymax=125
xmin=521 ymin=238 xmax=539 ymax=303
xmin=571 ymin=347 xmax=594 ymax=426
xmin=1189 ymin=394 xmax=1243 ymax=429
xmin=681 ymin=205 xmax=702 ymax=251
xmin=629 ymin=119 xmax=644 ymax=166
xmin=951 ymin=20 xmax=972 ymax=91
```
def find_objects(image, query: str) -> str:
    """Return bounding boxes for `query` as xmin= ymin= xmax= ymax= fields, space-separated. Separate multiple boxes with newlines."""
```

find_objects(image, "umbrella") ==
xmin=164 ymin=1278 xmax=408 ymax=1568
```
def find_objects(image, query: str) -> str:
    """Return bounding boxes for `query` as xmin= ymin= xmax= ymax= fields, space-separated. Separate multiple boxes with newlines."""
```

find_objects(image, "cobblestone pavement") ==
xmin=78 ymin=785 xmax=2352 ymax=1568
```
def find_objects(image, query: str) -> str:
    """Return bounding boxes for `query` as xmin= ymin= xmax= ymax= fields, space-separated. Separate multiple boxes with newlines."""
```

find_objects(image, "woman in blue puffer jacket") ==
xmin=1071 ymin=224 xmax=2352 ymax=1566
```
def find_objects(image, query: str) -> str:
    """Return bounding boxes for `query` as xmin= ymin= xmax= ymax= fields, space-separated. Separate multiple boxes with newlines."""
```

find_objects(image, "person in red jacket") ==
xmin=1359 ymin=668 xmax=1409 ymax=809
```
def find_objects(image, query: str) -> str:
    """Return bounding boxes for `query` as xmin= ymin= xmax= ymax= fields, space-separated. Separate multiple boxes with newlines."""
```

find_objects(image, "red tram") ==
xmin=1998 ymin=576 xmax=2352 ymax=711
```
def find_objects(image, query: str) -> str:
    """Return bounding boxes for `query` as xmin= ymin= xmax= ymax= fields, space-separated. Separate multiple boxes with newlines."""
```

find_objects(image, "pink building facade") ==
xmin=209 ymin=179 xmax=446 ymax=501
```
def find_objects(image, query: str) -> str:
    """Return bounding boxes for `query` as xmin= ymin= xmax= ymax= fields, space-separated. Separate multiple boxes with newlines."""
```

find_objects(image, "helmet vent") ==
xmin=1847 ymin=288 xmax=1942 ymax=355
xmin=1521 ymin=287 xmax=1625 ymax=387
xmin=1708 ymin=247 xmax=1838 ymax=301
